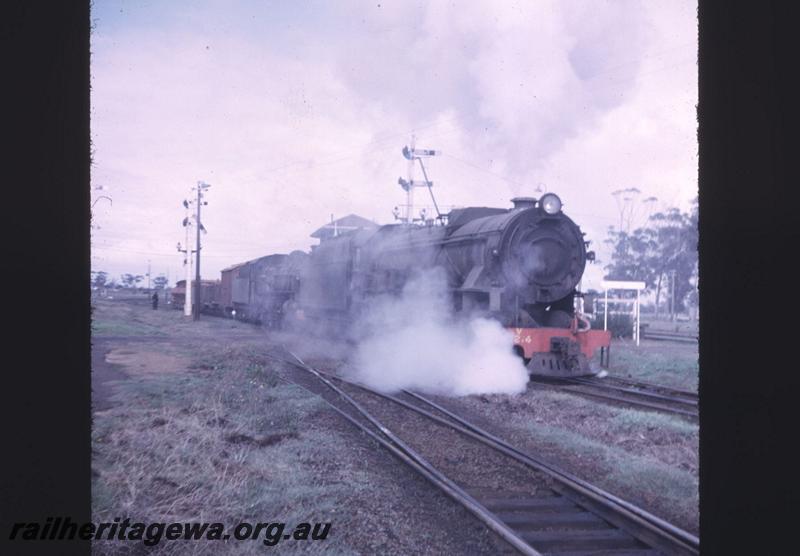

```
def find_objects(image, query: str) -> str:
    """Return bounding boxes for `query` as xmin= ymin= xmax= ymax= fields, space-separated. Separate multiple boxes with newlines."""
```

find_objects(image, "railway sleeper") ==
xmin=467 ymin=487 xmax=558 ymax=499
xmin=497 ymin=510 xmax=608 ymax=530
xmin=482 ymin=496 xmax=576 ymax=512
xmin=519 ymin=528 xmax=645 ymax=551
xmin=551 ymin=550 xmax=663 ymax=556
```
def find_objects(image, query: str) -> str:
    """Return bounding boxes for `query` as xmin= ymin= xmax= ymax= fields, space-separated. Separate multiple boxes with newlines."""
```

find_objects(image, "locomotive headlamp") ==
xmin=539 ymin=193 xmax=562 ymax=215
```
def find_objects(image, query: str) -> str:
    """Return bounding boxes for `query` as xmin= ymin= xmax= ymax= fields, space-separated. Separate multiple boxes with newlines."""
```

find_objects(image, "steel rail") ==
xmin=400 ymin=390 xmax=699 ymax=554
xmin=309 ymin=369 xmax=699 ymax=554
xmin=273 ymin=352 xmax=541 ymax=556
xmin=366 ymin=387 xmax=697 ymax=553
xmin=531 ymin=377 xmax=699 ymax=419
xmin=267 ymin=352 xmax=699 ymax=553
xmin=584 ymin=375 xmax=698 ymax=399
xmin=557 ymin=386 xmax=699 ymax=419
xmin=641 ymin=331 xmax=698 ymax=344
xmin=564 ymin=377 xmax=698 ymax=407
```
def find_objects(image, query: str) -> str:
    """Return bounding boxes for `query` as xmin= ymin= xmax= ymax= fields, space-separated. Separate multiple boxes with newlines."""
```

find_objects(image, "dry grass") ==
xmin=512 ymin=416 xmax=698 ymax=533
xmin=609 ymin=339 xmax=698 ymax=390
xmin=92 ymin=338 xmax=496 ymax=554
xmin=505 ymin=389 xmax=698 ymax=474
xmin=91 ymin=350 xmax=345 ymax=555
xmin=91 ymin=297 xmax=267 ymax=341
xmin=441 ymin=385 xmax=699 ymax=534
xmin=91 ymin=297 xmax=700 ymax=552
xmin=91 ymin=301 xmax=402 ymax=553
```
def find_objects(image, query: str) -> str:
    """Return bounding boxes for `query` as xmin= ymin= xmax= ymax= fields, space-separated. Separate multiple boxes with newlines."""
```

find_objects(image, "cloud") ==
xmin=90 ymin=0 xmax=696 ymax=282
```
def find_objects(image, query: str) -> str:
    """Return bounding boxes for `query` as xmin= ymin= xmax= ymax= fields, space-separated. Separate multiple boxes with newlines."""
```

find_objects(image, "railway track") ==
xmin=575 ymin=376 xmax=698 ymax=403
xmin=532 ymin=375 xmax=698 ymax=421
xmin=639 ymin=330 xmax=697 ymax=344
xmin=266 ymin=351 xmax=699 ymax=555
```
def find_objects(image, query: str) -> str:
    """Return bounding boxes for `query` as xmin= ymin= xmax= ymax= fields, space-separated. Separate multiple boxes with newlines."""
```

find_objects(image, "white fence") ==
xmin=597 ymin=280 xmax=646 ymax=345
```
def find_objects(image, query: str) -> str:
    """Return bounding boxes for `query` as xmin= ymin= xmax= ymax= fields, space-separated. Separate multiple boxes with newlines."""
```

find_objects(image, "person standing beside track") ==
xmin=152 ymin=292 xmax=159 ymax=310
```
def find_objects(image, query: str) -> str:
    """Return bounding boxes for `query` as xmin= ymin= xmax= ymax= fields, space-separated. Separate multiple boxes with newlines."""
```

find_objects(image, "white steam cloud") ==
xmin=349 ymin=269 xmax=529 ymax=396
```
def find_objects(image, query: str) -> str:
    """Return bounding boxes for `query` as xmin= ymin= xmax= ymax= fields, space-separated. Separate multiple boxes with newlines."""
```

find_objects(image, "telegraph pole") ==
xmin=193 ymin=181 xmax=211 ymax=321
xmin=184 ymin=248 xmax=193 ymax=316
xmin=179 ymin=198 xmax=194 ymax=316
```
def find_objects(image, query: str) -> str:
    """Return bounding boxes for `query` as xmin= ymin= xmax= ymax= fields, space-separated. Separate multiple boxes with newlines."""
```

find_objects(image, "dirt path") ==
xmin=92 ymin=335 xmax=192 ymax=413
xmin=91 ymin=338 xmax=130 ymax=413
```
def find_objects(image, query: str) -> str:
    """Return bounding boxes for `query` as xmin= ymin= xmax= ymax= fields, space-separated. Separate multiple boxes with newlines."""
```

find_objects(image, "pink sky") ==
xmin=90 ymin=0 xmax=697 ymax=290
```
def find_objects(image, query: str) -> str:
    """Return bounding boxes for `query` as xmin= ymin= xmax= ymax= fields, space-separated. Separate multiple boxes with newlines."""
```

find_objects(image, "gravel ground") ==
xmin=277 ymin=361 xmax=557 ymax=499
xmin=416 ymin=386 xmax=699 ymax=535
xmin=92 ymin=299 xmax=514 ymax=554
xmin=291 ymin=408 xmax=514 ymax=555
xmin=93 ymin=297 xmax=698 ymax=553
xmin=281 ymin=338 xmax=699 ymax=536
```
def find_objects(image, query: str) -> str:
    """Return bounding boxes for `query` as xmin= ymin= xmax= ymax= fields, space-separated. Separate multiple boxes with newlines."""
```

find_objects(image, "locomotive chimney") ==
xmin=510 ymin=197 xmax=537 ymax=210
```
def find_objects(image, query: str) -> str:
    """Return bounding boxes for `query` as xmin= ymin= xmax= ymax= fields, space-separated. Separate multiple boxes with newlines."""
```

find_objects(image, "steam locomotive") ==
xmin=188 ymin=193 xmax=610 ymax=378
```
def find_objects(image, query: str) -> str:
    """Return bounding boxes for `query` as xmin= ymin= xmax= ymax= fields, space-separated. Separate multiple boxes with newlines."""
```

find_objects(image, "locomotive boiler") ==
xmin=294 ymin=193 xmax=610 ymax=377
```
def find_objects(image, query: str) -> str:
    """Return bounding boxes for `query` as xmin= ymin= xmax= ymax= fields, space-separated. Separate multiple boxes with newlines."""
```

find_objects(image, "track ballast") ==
xmin=267 ymin=350 xmax=699 ymax=555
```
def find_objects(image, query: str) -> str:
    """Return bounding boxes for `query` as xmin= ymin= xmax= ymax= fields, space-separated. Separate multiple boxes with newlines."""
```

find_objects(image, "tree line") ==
xmin=603 ymin=198 xmax=698 ymax=316
xmin=91 ymin=271 xmax=169 ymax=291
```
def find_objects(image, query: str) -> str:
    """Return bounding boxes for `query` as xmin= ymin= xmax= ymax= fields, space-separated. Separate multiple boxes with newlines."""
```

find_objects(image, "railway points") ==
xmin=92 ymin=290 xmax=697 ymax=554
xmin=268 ymin=350 xmax=699 ymax=555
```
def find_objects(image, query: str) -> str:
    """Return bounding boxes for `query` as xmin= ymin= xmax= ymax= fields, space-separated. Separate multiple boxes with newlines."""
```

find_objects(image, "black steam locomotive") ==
xmin=290 ymin=194 xmax=609 ymax=377
xmin=202 ymin=193 xmax=610 ymax=378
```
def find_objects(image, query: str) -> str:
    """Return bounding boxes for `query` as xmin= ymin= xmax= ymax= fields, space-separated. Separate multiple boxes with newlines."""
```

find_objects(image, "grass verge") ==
xmin=510 ymin=412 xmax=698 ymax=533
xmin=609 ymin=339 xmax=698 ymax=390
xmin=92 ymin=347 xmax=355 ymax=554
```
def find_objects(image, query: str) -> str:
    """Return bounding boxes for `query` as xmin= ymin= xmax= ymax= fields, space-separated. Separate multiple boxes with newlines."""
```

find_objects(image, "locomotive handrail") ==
xmin=575 ymin=314 xmax=592 ymax=332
